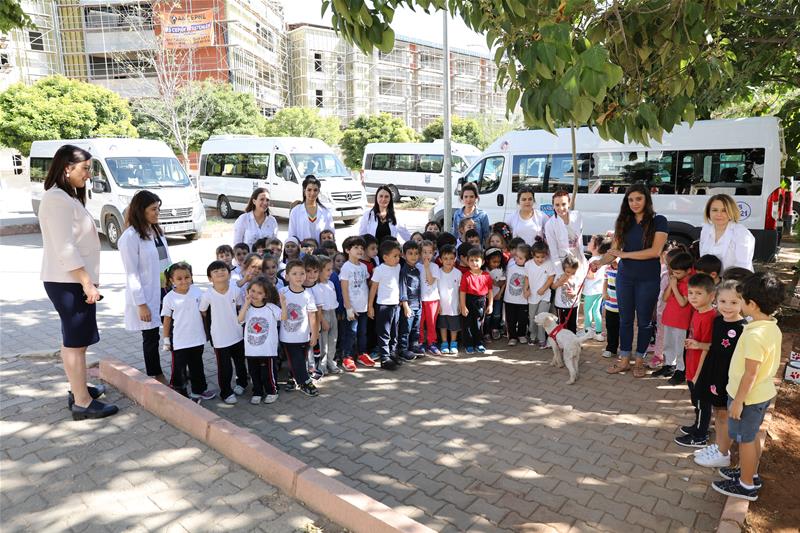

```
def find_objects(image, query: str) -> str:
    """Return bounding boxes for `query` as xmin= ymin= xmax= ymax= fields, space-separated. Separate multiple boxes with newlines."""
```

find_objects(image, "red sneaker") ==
xmin=357 ymin=353 xmax=376 ymax=367
xmin=342 ymin=357 xmax=357 ymax=372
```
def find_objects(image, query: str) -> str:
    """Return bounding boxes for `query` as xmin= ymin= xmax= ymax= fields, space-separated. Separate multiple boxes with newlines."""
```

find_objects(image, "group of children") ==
xmin=157 ymin=217 xmax=784 ymax=502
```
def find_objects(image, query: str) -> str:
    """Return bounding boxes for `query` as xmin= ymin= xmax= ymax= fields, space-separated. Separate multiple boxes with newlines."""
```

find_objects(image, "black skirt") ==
xmin=44 ymin=282 xmax=100 ymax=348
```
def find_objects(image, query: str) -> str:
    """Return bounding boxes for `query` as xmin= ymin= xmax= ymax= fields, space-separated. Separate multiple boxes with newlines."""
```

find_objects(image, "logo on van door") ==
xmin=540 ymin=203 xmax=555 ymax=217
xmin=737 ymin=201 xmax=751 ymax=220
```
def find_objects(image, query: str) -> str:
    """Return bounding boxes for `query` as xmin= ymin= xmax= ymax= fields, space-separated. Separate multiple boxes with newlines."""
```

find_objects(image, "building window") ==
xmin=314 ymin=52 xmax=323 ymax=72
xmin=12 ymin=154 xmax=23 ymax=175
xmin=0 ymin=53 xmax=9 ymax=67
xmin=28 ymin=31 xmax=45 ymax=52
xmin=315 ymin=90 xmax=323 ymax=108
xmin=84 ymin=4 xmax=154 ymax=30
xmin=336 ymin=55 xmax=344 ymax=75
xmin=255 ymin=22 xmax=275 ymax=52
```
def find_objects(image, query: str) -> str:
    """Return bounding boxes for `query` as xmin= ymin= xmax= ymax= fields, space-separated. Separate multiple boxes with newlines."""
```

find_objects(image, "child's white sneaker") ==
xmin=594 ymin=333 xmax=605 ymax=342
xmin=250 ymin=396 xmax=262 ymax=405
xmin=233 ymin=385 xmax=245 ymax=396
xmin=518 ymin=337 xmax=528 ymax=344
xmin=694 ymin=448 xmax=731 ymax=468
xmin=264 ymin=394 xmax=278 ymax=404
xmin=508 ymin=338 xmax=518 ymax=346
xmin=601 ymin=350 xmax=616 ymax=358
xmin=694 ymin=443 xmax=719 ymax=456
xmin=224 ymin=394 xmax=238 ymax=404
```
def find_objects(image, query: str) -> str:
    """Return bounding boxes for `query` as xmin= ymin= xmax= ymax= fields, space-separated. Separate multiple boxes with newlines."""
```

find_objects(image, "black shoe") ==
xmin=300 ymin=382 xmax=319 ymax=397
xmin=718 ymin=467 xmax=763 ymax=489
xmin=399 ymin=350 xmax=417 ymax=361
xmin=391 ymin=354 xmax=404 ymax=366
xmin=67 ymin=384 xmax=107 ymax=410
xmin=284 ymin=379 xmax=296 ymax=392
xmin=651 ymin=365 xmax=675 ymax=378
xmin=674 ymin=433 xmax=708 ymax=448
xmin=380 ymin=357 xmax=398 ymax=370
xmin=711 ymin=478 xmax=759 ymax=501
xmin=678 ymin=424 xmax=696 ymax=436
xmin=71 ymin=399 xmax=118 ymax=421
xmin=667 ymin=370 xmax=686 ymax=385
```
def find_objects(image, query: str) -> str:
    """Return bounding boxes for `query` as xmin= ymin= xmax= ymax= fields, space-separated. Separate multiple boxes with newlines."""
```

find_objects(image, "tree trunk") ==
xmin=570 ymin=121 xmax=579 ymax=210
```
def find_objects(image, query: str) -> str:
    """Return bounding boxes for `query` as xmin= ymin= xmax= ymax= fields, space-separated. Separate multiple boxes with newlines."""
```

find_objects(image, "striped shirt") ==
xmin=604 ymin=266 xmax=618 ymax=313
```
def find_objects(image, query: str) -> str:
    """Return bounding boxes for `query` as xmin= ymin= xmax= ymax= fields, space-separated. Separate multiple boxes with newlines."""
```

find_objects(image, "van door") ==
xmin=270 ymin=153 xmax=299 ymax=218
xmin=462 ymin=155 xmax=508 ymax=222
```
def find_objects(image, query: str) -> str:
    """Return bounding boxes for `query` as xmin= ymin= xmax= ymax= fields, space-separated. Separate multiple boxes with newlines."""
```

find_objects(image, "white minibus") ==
xmin=431 ymin=117 xmax=790 ymax=261
xmin=29 ymin=138 xmax=206 ymax=248
xmin=362 ymin=140 xmax=481 ymax=200
xmin=199 ymin=136 xmax=366 ymax=224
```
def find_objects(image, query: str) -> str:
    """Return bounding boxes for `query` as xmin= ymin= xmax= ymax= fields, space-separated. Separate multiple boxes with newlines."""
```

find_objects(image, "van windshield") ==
xmin=291 ymin=153 xmax=348 ymax=178
xmin=106 ymin=157 xmax=191 ymax=188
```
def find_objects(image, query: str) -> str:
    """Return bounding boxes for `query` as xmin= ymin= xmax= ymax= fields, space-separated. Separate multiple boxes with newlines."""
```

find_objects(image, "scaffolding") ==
xmin=0 ymin=0 xmax=61 ymax=92
xmin=286 ymin=23 xmax=508 ymax=131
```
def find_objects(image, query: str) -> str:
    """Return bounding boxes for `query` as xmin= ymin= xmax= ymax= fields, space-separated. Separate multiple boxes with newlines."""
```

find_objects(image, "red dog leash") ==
xmin=547 ymin=273 xmax=589 ymax=343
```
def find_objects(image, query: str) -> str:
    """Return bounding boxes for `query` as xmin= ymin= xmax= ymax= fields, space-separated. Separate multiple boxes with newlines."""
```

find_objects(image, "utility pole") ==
xmin=442 ymin=7 xmax=453 ymax=232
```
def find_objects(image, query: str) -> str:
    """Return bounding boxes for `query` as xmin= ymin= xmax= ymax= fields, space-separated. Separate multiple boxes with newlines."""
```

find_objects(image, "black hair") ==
xmin=261 ymin=254 xmax=278 ymax=273
xmin=421 ymin=231 xmax=439 ymax=243
xmin=234 ymin=242 xmax=250 ymax=253
xmin=285 ymin=259 xmax=305 ymax=275
xmin=167 ymin=261 xmax=192 ymax=280
xmin=739 ymin=271 xmax=785 ymax=315
xmin=531 ymin=240 xmax=550 ymax=256
xmin=516 ymin=243 xmax=532 ymax=261
xmin=464 ymin=228 xmax=480 ymax=241
xmin=248 ymin=276 xmax=279 ymax=306
xmin=245 ymin=187 xmax=270 ymax=216
xmin=439 ymin=244 xmax=457 ymax=258
xmin=436 ymin=232 xmax=457 ymax=251
xmin=301 ymin=175 xmax=324 ymax=207
xmin=425 ymin=220 xmax=442 ymax=232
xmin=492 ymin=221 xmax=512 ymax=243
xmin=668 ymin=252 xmax=695 ymax=272
xmin=362 ymin=234 xmax=378 ymax=247
xmin=597 ymin=238 xmax=612 ymax=255
xmin=508 ymin=237 xmax=526 ymax=250
xmin=688 ymin=272 xmax=716 ymax=294
xmin=561 ymin=253 xmax=579 ymax=271
xmin=253 ymin=237 xmax=268 ymax=251
xmin=125 ymin=190 xmax=163 ymax=239
xmin=268 ymin=238 xmax=282 ymax=247
xmin=722 ymin=266 xmax=753 ymax=283
xmin=695 ymin=254 xmax=723 ymax=276
xmin=216 ymin=244 xmax=233 ymax=256
xmin=515 ymin=185 xmax=536 ymax=205
xmin=321 ymin=240 xmax=338 ymax=252
xmin=302 ymin=254 xmax=321 ymax=270
xmin=302 ymin=238 xmax=318 ymax=248
xmin=457 ymin=242 xmax=474 ymax=258
xmin=320 ymin=228 xmax=335 ymax=239
xmin=590 ymin=234 xmax=606 ymax=250
xmin=371 ymin=185 xmax=398 ymax=226
xmin=343 ymin=235 xmax=366 ymax=251
xmin=485 ymin=248 xmax=506 ymax=268
xmin=614 ymin=183 xmax=656 ymax=249
xmin=207 ymin=260 xmax=229 ymax=278
xmin=466 ymin=247 xmax=483 ymax=259
xmin=402 ymin=240 xmax=420 ymax=253
xmin=410 ymin=231 xmax=424 ymax=241
xmin=379 ymin=239 xmax=401 ymax=258
xmin=44 ymin=144 xmax=92 ymax=205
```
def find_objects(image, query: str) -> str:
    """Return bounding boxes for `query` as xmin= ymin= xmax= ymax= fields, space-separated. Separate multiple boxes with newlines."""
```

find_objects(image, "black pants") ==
xmin=375 ymin=304 xmax=400 ymax=358
xmin=605 ymin=310 xmax=620 ymax=354
xmin=142 ymin=327 xmax=163 ymax=376
xmin=283 ymin=342 xmax=311 ymax=385
xmin=687 ymin=381 xmax=710 ymax=438
xmin=214 ymin=340 xmax=247 ymax=398
xmin=464 ymin=294 xmax=486 ymax=348
xmin=247 ymin=357 xmax=278 ymax=396
xmin=505 ymin=302 xmax=528 ymax=339
xmin=555 ymin=306 xmax=577 ymax=334
xmin=170 ymin=345 xmax=206 ymax=395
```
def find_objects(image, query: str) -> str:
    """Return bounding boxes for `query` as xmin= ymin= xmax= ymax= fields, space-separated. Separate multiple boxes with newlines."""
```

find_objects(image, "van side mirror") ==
xmin=92 ymin=179 xmax=109 ymax=194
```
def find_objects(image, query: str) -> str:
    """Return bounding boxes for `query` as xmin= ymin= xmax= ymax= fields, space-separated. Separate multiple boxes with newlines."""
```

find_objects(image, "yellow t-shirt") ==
xmin=726 ymin=318 xmax=782 ymax=404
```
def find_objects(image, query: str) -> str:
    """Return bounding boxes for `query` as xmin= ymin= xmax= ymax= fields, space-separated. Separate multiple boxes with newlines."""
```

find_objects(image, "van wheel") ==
xmin=217 ymin=195 xmax=234 ymax=219
xmin=185 ymin=233 xmax=200 ymax=241
xmin=105 ymin=216 xmax=122 ymax=249
xmin=387 ymin=185 xmax=401 ymax=203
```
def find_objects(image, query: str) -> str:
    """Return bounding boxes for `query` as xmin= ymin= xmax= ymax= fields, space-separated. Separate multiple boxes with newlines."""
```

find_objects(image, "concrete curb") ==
xmin=0 ymin=221 xmax=40 ymax=236
xmin=99 ymin=357 xmax=435 ymax=533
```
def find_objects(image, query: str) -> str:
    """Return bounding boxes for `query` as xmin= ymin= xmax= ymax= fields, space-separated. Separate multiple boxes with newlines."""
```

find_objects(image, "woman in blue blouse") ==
xmin=451 ymin=182 xmax=490 ymax=244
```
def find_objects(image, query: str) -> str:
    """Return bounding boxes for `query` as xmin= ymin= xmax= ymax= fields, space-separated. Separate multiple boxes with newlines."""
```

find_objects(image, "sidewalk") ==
xmin=0 ymin=353 xmax=341 ymax=533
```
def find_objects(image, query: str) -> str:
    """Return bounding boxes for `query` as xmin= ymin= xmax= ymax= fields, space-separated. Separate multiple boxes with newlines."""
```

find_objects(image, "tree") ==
xmin=262 ymin=107 xmax=342 ymax=146
xmin=0 ymin=76 xmax=137 ymax=156
xmin=422 ymin=116 xmax=483 ymax=148
xmin=339 ymin=113 xmax=418 ymax=169
xmin=324 ymin=0 xmax=738 ymax=205
xmin=474 ymin=113 xmax=523 ymax=149
xmin=0 ymin=0 xmax=30 ymax=32
xmin=132 ymin=81 xmax=265 ymax=156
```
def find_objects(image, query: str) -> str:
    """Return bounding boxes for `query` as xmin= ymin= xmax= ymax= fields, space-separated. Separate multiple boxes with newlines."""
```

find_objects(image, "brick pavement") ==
xmin=0 ymin=354 xmax=341 ymax=533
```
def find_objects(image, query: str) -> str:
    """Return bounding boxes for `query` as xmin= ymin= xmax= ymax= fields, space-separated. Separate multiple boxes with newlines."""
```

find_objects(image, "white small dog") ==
xmin=534 ymin=312 xmax=591 ymax=384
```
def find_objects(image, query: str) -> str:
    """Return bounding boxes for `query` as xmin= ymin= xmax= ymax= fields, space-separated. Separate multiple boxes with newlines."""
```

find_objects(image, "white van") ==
xmin=362 ymin=140 xmax=481 ymax=200
xmin=430 ymin=117 xmax=790 ymax=262
xmin=29 ymin=138 xmax=206 ymax=248
xmin=199 ymin=136 xmax=366 ymax=224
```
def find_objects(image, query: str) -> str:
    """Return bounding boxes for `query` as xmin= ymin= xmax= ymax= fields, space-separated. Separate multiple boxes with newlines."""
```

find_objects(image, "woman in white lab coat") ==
xmin=118 ymin=190 xmax=171 ymax=384
xmin=358 ymin=184 xmax=411 ymax=243
xmin=232 ymin=187 xmax=278 ymax=248
xmin=699 ymin=193 xmax=755 ymax=272
xmin=287 ymin=175 xmax=334 ymax=244
xmin=544 ymin=190 xmax=584 ymax=264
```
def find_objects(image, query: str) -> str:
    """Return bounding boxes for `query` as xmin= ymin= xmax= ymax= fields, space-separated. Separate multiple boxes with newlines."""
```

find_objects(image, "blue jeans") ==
xmin=398 ymin=306 xmax=421 ymax=353
xmin=375 ymin=304 xmax=400 ymax=358
xmin=342 ymin=312 xmax=368 ymax=357
xmin=616 ymin=275 xmax=659 ymax=359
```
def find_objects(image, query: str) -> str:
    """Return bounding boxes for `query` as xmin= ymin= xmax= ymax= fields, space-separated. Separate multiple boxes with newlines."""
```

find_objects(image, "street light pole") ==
xmin=442 ymin=7 xmax=453 ymax=232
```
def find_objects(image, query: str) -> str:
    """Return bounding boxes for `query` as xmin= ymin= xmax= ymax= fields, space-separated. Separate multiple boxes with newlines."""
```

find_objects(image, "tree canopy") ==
xmin=262 ymin=107 xmax=342 ymax=146
xmin=0 ymin=0 xmax=30 ymax=33
xmin=422 ymin=116 xmax=484 ymax=149
xmin=339 ymin=113 xmax=418 ymax=168
xmin=0 ymin=76 xmax=137 ymax=156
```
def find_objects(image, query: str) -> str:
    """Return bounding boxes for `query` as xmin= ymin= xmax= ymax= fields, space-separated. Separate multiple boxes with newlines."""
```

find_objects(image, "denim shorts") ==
xmin=728 ymin=398 xmax=771 ymax=444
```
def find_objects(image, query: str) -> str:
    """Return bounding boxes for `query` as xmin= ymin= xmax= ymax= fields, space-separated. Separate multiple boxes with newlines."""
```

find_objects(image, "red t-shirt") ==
xmin=460 ymin=270 xmax=493 ymax=296
xmin=455 ymin=264 xmax=470 ymax=275
xmin=686 ymin=308 xmax=716 ymax=381
xmin=360 ymin=258 xmax=375 ymax=278
xmin=662 ymin=277 xmax=692 ymax=329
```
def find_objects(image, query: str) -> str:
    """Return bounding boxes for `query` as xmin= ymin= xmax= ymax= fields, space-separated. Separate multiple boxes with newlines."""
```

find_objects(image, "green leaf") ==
xmin=507 ymin=87 xmax=520 ymax=114
xmin=685 ymin=103 xmax=696 ymax=125
xmin=535 ymin=61 xmax=552 ymax=80
xmin=571 ymin=96 xmax=593 ymax=124
xmin=506 ymin=0 xmax=526 ymax=18
xmin=377 ymin=26 xmax=395 ymax=53
xmin=581 ymin=46 xmax=608 ymax=72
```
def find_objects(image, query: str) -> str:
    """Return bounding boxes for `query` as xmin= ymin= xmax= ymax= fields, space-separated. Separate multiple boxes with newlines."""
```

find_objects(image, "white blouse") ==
xmin=118 ymin=226 xmax=171 ymax=331
xmin=38 ymin=188 xmax=101 ymax=284
xmin=357 ymin=209 xmax=411 ymax=242
xmin=287 ymin=203 xmax=334 ymax=244
xmin=232 ymin=211 xmax=278 ymax=248
xmin=699 ymin=222 xmax=755 ymax=272
xmin=504 ymin=209 xmax=548 ymax=246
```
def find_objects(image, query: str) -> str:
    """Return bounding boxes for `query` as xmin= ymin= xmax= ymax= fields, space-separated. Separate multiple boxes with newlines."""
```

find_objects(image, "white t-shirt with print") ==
xmin=525 ymin=259 xmax=556 ymax=304
xmin=418 ymin=261 xmax=441 ymax=302
xmin=583 ymin=257 xmax=606 ymax=296
xmin=243 ymin=303 xmax=281 ymax=357
xmin=437 ymin=267 xmax=463 ymax=316
xmin=279 ymin=286 xmax=317 ymax=343
xmin=161 ymin=285 xmax=206 ymax=350
xmin=371 ymin=263 xmax=401 ymax=305
xmin=489 ymin=267 xmax=505 ymax=299
xmin=311 ymin=280 xmax=339 ymax=311
xmin=504 ymin=262 xmax=528 ymax=305
xmin=340 ymin=261 xmax=369 ymax=313
xmin=199 ymin=281 xmax=244 ymax=348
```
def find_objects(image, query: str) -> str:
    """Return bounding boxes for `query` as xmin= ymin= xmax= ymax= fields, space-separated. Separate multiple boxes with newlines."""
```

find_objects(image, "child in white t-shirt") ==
xmin=368 ymin=240 xmax=402 ymax=370
xmin=435 ymin=244 xmax=463 ymax=354
xmin=525 ymin=240 xmax=556 ymax=348
xmin=161 ymin=262 xmax=215 ymax=401
xmin=312 ymin=255 xmax=341 ymax=376
xmin=551 ymin=253 xmax=584 ymax=334
xmin=199 ymin=260 xmax=248 ymax=405
xmin=484 ymin=248 xmax=506 ymax=341
xmin=419 ymin=240 xmax=442 ymax=354
xmin=583 ymin=235 xmax=609 ymax=341
xmin=340 ymin=236 xmax=372 ymax=371
xmin=504 ymin=243 xmax=531 ymax=345
xmin=279 ymin=260 xmax=319 ymax=397
xmin=238 ymin=277 xmax=281 ymax=405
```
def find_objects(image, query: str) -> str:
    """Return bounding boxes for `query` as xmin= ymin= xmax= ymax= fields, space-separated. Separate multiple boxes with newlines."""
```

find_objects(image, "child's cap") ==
xmin=485 ymin=247 xmax=503 ymax=259
xmin=285 ymin=236 xmax=300 ymax=246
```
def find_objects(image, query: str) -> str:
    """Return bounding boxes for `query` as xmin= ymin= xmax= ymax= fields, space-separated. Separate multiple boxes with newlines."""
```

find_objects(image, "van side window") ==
xmin=274 ymin=154 xmax=295 ymax=181
xmin=391 ymin=154 xmax=416 ymax=171
xmin=677 ymin=149 xmax=764 ymax=196
xmin=547 ymin=154 xmax=592 ymax=193
xmin=512 ymin=155 xmax=547 ymax=192
xmin=418 ymin=154 xmax=443 ymax=173
xmin=206 ymin=153 xmax=245 ymax=177
xmin=29 ymin=157 xmax=51 ymax=183
xmin=478 ymin=156 xmax=504 ymax=194
xmin=245 ymin=154 xmax=269 ymax=178
xmin=451 ymin=156 xmax=468 ymax=173
xmin=594 ymin=151 xmax=678 ymax=194
xmin=370 ymin=154 xmax=390 ymax=170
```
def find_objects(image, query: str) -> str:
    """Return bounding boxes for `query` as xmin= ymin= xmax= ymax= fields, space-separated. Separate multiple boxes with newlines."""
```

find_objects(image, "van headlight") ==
xmin=321 ymin=192 xmax=333 ymax=204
